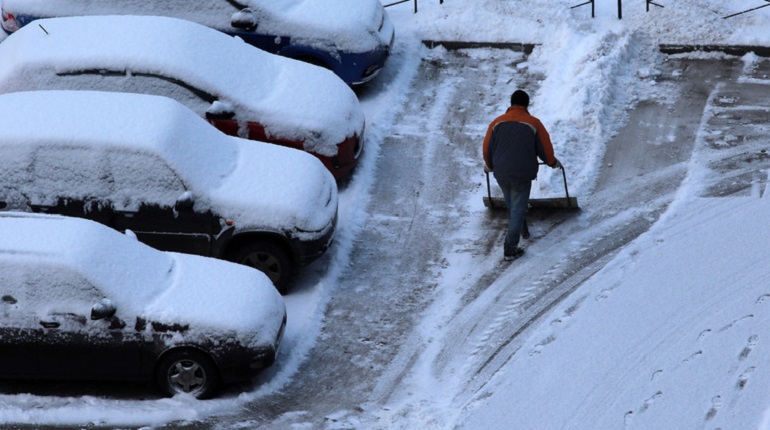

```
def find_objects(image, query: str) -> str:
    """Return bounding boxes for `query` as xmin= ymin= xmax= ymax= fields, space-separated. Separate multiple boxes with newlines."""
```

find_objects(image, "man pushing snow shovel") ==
xmin=483 ymin=89 xmax=561 ymax=261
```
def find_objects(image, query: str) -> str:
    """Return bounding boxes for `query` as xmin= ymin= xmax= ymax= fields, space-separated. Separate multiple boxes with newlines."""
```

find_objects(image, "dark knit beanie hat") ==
xmin=510 ymin=90 xmax=530 ymax=107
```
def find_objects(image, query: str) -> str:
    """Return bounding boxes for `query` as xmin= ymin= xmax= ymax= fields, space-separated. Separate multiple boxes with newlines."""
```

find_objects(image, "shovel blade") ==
xmin=529 ymin=197 xmax=580 ymax=210
xmin=483 ymin=196 xmax=580 ymax=210
xmin=483 ymin=196 xmax=507 ymax=210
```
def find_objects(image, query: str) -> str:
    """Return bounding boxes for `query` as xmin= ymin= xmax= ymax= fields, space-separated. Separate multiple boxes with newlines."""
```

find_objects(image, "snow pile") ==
xmin=398 ymin=0 xmax=770 ymax=196
xmin=458 ymin=193 xmax=770 ymax=429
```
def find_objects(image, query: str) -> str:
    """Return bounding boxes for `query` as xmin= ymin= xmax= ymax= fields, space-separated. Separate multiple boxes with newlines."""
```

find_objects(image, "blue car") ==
xmin=0 ymin=0 xmax=395 ymax=86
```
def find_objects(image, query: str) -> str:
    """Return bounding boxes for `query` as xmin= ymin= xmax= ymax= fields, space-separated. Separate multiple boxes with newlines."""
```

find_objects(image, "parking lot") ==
xmin=1 ymin=2 xmax=770 ymax=427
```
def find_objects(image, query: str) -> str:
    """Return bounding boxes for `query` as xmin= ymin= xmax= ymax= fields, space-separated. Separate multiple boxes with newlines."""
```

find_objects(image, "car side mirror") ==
xmin=175 ymin=191 xmax=195 ymax=211
xmin=91 ymin=299 xmax=116 ymax=320
xmin=231 ymin=8 xmax=258 ymax=31
xmin=205 ymin=101 xmax=236 ymax=120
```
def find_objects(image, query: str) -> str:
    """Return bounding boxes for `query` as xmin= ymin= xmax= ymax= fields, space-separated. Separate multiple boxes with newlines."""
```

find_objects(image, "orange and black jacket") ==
xmin=483 ymin=106 xmax=556 ymax=182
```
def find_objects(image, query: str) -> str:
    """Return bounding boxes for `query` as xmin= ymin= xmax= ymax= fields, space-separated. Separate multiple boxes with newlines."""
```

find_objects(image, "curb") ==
xmin=421 ymin=41 xmax=770 ymax=58
xmin=421 ymin=40 xmax=536 ymax=54
xmin=659 ymin=44 xmax=770 ymax=57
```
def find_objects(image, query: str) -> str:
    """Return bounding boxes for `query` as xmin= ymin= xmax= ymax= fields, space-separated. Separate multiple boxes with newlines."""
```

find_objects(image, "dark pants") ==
xmin=496 ymin=178 xmax=531 ymax=254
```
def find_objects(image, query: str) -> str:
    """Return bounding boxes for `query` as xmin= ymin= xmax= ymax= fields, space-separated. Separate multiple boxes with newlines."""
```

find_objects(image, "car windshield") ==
xmin=70 ymin=231 xmax=176 ymax=312
xmin=0 ymin=214 xmax=175 ymax=313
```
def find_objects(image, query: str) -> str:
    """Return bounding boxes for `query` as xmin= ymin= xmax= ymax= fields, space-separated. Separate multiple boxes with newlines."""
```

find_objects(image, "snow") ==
xmin=0 ymin=14 xmax=364 ymax=157
xmin=0 ymin=212 xmax=285 ymax=338
xmin=1 ymin=0 xmax=770 ymax=427
xmin=0 ymin=90 xmax=337 ymax=233
xmin=457 ymin=194 xmax=770 ymax=429
xmin=1 ymin=0 xmax=389 ymax=53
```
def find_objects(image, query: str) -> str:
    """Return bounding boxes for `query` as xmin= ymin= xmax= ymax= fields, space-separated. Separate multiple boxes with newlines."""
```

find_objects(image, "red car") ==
xmin=0 ymin=15 xmax=366 ymax=180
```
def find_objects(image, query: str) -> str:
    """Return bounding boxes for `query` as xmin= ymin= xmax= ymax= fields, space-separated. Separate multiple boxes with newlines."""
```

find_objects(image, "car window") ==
xmin=0 ymin=259 xmax=102 ymax=318
xmin=108 ymin=149 xmax=187 ymax=211
xmin=53 ymin=70 xmax=216 ymax=117
xmin=0 ymin=261 xmax=33 ymax=325
xmin=30 ymin=146 xmax=110 ymax=206
xmin=0 ymin=144 xmax=34 ymax=209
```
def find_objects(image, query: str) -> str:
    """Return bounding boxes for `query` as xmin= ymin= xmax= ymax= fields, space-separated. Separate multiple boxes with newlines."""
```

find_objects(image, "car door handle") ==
xmin=30 ymin=205 xmax=53 ymax=213
xmin=39 ymin=321 xmax=60 ymax=329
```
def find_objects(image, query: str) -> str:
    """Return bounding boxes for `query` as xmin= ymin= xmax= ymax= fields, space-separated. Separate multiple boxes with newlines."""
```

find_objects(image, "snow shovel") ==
xmin=483 ymin=163 xmax=580 ymax=210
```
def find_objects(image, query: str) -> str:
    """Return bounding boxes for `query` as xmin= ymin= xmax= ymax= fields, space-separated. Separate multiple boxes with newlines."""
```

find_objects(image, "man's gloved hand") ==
xmin=550 ymin=159 xmax=562 ymax=169
xmin=484 ymin=165 xmax=493 ymax=173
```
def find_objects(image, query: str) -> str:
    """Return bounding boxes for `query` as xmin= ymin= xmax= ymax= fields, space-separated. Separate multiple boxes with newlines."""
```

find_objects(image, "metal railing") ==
xmin=571 ymin=0 xmax=663 ymax=19
xmin=570 ymin=0 xmax=595 ymax=18
xmin=647 ymin=0 xmax=664 ymax=12
xmin=384 ymin=0 xmax=443 ymax=13
xmin=724 ymin=1 xmax=770 ymax=19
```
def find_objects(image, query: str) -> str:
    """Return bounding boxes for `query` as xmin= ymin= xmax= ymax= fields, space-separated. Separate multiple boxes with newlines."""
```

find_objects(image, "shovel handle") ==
xmin=485 ymin=170 xmax=496 ymax=208
xmin=559 ymin=165 xmax=572 ymax=204
xmin=539 ymin=162 xmax=574 ymax=208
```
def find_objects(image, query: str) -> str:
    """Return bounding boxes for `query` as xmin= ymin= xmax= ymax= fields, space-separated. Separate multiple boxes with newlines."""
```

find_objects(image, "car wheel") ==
xmin=233 ymin=241 xmax=291 ymax=293
xmin=156 ymin=349 xmax=219 ymax=399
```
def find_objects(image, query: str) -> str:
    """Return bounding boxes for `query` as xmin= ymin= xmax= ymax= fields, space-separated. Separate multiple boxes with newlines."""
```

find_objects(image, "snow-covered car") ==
xmin=0 ymin=0 xmax=394 ymax=86
xmin=0 ymin=211 xmax=287 ymax=399
xmin=0 ymin=90 xmax=338 ymax=292
xmin=0 ymin=15 xmax=366 ymax=180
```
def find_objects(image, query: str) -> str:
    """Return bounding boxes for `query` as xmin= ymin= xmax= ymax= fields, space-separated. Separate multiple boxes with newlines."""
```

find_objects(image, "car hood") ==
xmin=207 ymin=139 xmax=338 ymax=234
xmin=239 ymin=57 xmax=366 ymax=158
xmin=141 ymin=252 xmax=286 ymax=346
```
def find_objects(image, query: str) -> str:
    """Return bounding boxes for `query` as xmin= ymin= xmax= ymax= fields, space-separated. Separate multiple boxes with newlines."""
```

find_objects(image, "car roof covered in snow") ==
xmin=0 ymin=211 xmax=174 ymax=309
xmin=0 ymin=90 xmax=238 ymax=190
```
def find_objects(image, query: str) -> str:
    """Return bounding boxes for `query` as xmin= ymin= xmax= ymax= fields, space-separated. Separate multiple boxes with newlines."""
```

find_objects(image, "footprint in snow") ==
xmin=528 ymin=335 xmax=556 ymax=356
xmin=623 ymin=410 xmax=634 ymax=427
xmin=756 ymin=293 xmax=770 ymax=304
xmin=737 ymin=367 xmax=755 ymax=390
xmin=705 ymin=395 xmax=723 ymax=421
xmin=595 ymin=287 xmax=614 ymax=301
xmin=720 ymin=315 xmax=754 ymax=332
xmin=639 ymin=391 xmax=662 ymax=413
xmin=683 ymin=350 xmax=703 ymax=363
xmin=739 ymin=335 xmax=758 ymax=361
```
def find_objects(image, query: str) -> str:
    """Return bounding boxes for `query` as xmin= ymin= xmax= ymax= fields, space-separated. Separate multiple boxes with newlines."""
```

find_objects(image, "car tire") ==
xmin=232 ymin=241 xmax=291 ymax=294
xmin=156 ymin=349 xmax=219 ymax=399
